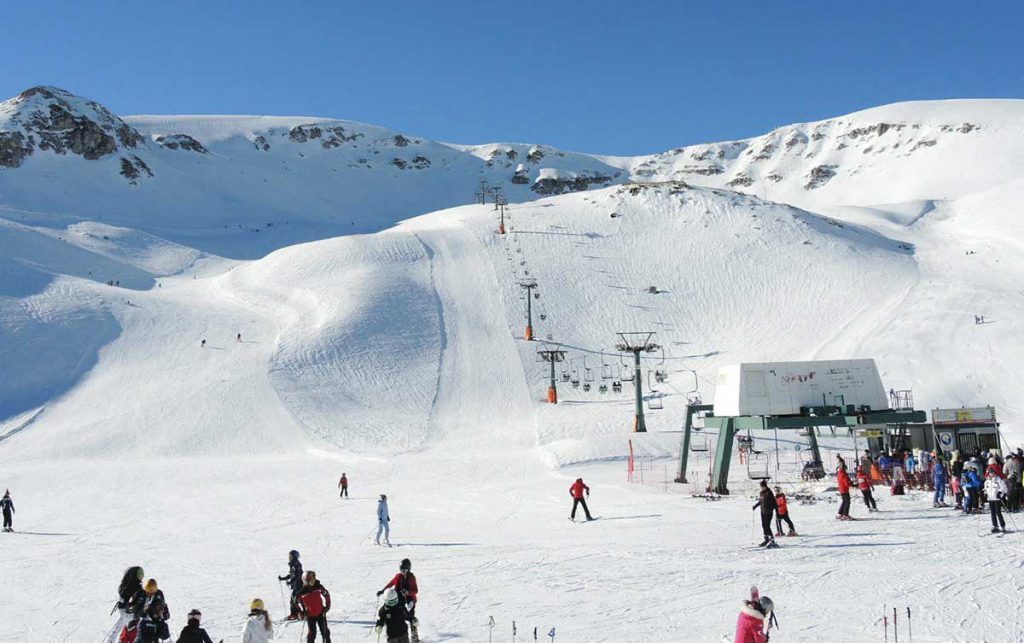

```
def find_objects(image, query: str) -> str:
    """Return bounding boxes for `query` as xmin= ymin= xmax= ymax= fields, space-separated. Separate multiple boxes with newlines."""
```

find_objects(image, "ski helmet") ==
xmin=250 ymin=598 xmax=265 ymax=611
xmin=187 ymin=609 xmax=202 ymax=623
xmin=380 ymin=493 xmax=387 ymax=500
xmin=400 ymin=558 xmax=411 ymax=571
xmin=144 ymin=579 xmax=158 ymax=594
xmin=289 ymin=549 xmax=300 ymax=560
xmin=383 ymin=588 xmax=399 ymax=606
xmin=759 ymin=596 xmax=774 ymax=613
xmin=135 ymin=567 xmax=145 ymax=580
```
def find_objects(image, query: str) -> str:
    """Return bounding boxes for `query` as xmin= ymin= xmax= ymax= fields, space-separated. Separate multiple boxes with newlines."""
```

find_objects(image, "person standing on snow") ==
xmin=856 ymin=466 xmax=878 ymax=512
xmin=752 ymin=480 xmax=777 ymax=547
xmin=1 ymin=489 xmax=14 ymax=532
xmin=297 ymin=571 xmax=332 ymax=643
xmin=984 ymin=470 xmax=1009 ymax=533
xmin=240 ymin=599 xmax=274 ymax=643
xmin=378 ymin=558 xmax=419 ymax=642
xmin=377 ymin=494 xmax=391 ymax=545
xmin=107 ymin=566 xmax=145 ymax=642
xmin=376 ymin=588 xmax=413 ymax=643
xmin=933 ymin=458 xmax=949 ymax=507
xmin=569 ymin=478 xmax=594 ymax=521
xmin=836 ymin=464 xmax=853 ymax=520
xmin=963 ymin=466 xmax=983 ymax=514
xmin=734 ymin=594 xmax=774 ymax=643
xmin=175 ymin=609 xmax=214 ymax=643
xmin=338 ymin=473 xmax=349 ymax=499
xmin=134 ymin=579 xmax=170 ymax=643
xmin=278 ymin=550 xmax=304 ymax=620
xmin=772 ymin=487 xmax=797 ymax=537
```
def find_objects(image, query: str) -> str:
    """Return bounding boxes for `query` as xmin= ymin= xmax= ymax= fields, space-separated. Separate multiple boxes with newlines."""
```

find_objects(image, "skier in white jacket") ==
xmin=984 ymin=470 xmax=1009 ymax=533
xmin=376 ymin=494 xmax=391 ymax=546
xmin=241 ymin=598 xmax=274 ymax=642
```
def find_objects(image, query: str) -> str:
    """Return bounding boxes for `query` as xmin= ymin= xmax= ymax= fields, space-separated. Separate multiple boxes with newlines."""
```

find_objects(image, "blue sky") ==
xmin=2 ymin=1 xmax=1021 ymax=154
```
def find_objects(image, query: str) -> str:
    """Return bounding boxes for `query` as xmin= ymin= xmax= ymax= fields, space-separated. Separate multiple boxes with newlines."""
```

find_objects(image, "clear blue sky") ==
xmin=2 ymin=1 xmax=1021 ymax=155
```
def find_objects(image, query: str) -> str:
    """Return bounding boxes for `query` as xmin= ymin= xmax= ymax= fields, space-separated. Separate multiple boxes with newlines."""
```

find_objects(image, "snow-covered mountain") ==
xmin=2 ymin=86 xmax=1024 ymax=641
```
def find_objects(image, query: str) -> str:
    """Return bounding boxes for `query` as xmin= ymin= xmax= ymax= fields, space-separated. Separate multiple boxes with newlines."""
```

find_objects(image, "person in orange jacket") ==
xmin=836 ymin=461 xmax=853 ymax=520
xmin=856 ymin=466 xmax=878 ymax=512
xmin=773 ymin=487 xmax=797 ymax=536
xmin=569 ymin=478 xmax=593 ymax=521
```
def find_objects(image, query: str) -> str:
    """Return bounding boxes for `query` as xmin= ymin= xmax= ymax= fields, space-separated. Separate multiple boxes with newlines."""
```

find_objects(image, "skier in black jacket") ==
xmin=175 ymin=609 xmax=214 ymax=643
xmin=106 ymin=566 xmax=145 ymax=643
xmin=376 ymin=588 xmax=412 ymax=643
xmin=751 ymin=480 xmax=778 ymax=548
xmin=278 ymin=549 xmax=304 ymax=620
xmin=1 ymin=490 xmax=14 ymax=532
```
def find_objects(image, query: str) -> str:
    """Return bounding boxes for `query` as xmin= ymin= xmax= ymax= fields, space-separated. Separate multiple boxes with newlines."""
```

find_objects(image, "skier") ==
xmin=135 ymin=579 xmax=170 ymax=643
xmin=107 ymin=566 xmax=145 ymax=642
xmin=856 ymin=466 xmax=878 ymax=512
xmin=200 ymin=339 xmax=206 ymax=348
xmin=734 ymin=593 xmax=774 ymax=643
xmin=377 ymin=558 xmax=419 ymax=643
xmin=984 ymin=470 xmax=1009 ymax=533
xmin=986 ymin=456 xmax=1005 ymax=479
xmin=1 ymin=489 xmax=14 ymax=531
xmin=377 ymin=494 xmax=391 ymax=545
xmin=568 ymin=478 xmax=593 ymax=521
xmin=175 ymin=609 xmax=214 ymax=643
xmin=751 ymin=480 xmax=778 ymax=547
xmin=376 ymin=588 xmax=413 ymax=643
xmin=836 ymin=464 xmax=853 ymax=520
xmin=241 ymin=599 xmax=274 ymax=643
xmin=963 ymin=466 xmax=983 ymax=514
xmin=859 ymin=450 xmax=874 ymax=475
xmin=296 ymin=570 xmax=332 ymax=643
xmin=933 ymin=458 xmax=948 ymax=507
xmin=277 ymin=550 xmax=304 ymax=620
xmin=772 ymin=487 xmax=797 ymax=537
xmin=951 ymin=453 xmax=966 ymax=510
xmin=338 ymin=473 xmax=348 ymax=498
xmin=878 ymin=452 xmax=893 ymax=484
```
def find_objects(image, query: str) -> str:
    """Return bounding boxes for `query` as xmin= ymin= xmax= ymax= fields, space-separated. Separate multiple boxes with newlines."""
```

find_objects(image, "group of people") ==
xmin=106 ymin=552 xmax=421 ymax=643
xmin=751 ymin=481 xmax=798 ymax=548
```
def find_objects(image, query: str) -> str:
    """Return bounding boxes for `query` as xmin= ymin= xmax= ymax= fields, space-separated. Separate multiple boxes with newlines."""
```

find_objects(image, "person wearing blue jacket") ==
xmin=963 ymin=468 xmax=982 ymax=514
xmin=376 ymin=494 xmax=391 ymax=546
xmin=932 ymin=459 xmax=948 ymax=507
xmin=878 ymin=452 xmax=893 ymax=484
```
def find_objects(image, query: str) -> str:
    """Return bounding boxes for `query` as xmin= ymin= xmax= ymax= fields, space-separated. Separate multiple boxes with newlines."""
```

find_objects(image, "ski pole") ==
xmin=513 ymin=620 xmax=517 ymax=643
xmin=489 ymin=616 xmax=495 ymax=643
xmin=893 ymin=606 xmax=898 ymax=643
xmin=907 ymin=606 xmax=912 ymax=643
xmin=548 ymin=626 xmax=556 ymax=642
xmin=278 ymin=580 xmax=288 ymax=614
xmin=884 ymin=615 xmax=888 ymax=643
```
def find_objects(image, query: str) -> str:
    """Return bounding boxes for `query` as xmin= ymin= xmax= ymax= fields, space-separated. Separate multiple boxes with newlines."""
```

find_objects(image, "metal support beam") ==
xmin=710 ymin=417 xmax=736 ymax=494
xmin=676 ymin=404 xmax=713 ymax=483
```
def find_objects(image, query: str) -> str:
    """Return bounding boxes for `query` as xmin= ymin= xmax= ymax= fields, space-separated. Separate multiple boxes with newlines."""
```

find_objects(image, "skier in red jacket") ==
xmin=856 ymin=466 xmax=878 ymax=512
xmin=836 ymin=462 xmax=853 ymax=520
xmin=569 ymin=478 xmax=593 ymax=521
xmin=377 ymin=558 xmax=419 ymax=643
xmin=297 ymin=571 xmax=331 ymax=643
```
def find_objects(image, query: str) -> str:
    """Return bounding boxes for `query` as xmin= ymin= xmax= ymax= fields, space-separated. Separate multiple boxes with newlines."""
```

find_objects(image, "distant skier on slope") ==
xmin=278 ymin=550 xmax=304 ymax=620
xmin=297 ymin=571 xmax=332 ymax=643
xmin=984 ymin=470 xmax=1009 ymax=533
xmin=569 ymin=478 xmax=593 ymax=521
xmin=236 ymin=333 xmax=242 ymax=342
xmin=377 ymin=494 xmax=391 ymax=545
xmin=734 ymin=593 xmax=775 ymax=643
xmin=751 ymin=480 xmax=777 ymax=547
xmin=856 ymin=466 xmax=878 ymax=512
xmin=338 ymin=473 xmax=348 ymax=498
xmin=1 ymin=489 xmax=14 ymax=532
xmin=200 ymin=339 xmax=206 ymax=348
xmin=836 ymin=463 xmax=853 ymax=520
xmin=377 ymin=558 xmax=419 ymax=643
xmin=106 ymin=566 xmax=145 ymax=643
xmin=772 ymin=487 xmax=797 ymax=537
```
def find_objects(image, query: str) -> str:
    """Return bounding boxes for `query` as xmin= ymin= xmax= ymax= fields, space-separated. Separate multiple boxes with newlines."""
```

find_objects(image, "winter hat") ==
xmin=400 ymin=558 xmax=412 ymax=571
xmin=250 ymin=598 xmax=265 ymax=611
xmin=380 ymin=494 xmax=387 ymax=500
xmin=383 ymin=588 xmax=399 ymax=606
xmin=144 ymin=579 xmax=158 ymax=594
xmin=773 ymin=486 xmax=782 ymax=493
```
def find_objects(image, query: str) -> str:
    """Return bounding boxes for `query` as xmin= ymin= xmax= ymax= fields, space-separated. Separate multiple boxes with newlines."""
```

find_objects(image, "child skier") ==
xmin=773 ymin=487 xmax=797 ymax=537
xmin=135 ymin=579 xmax=170 ymax=643
xmin=277 ymin=550 xmax=304 ymax=620
xmin=377 ymin=559 xmax=419 ymax=643
xmin=984 ymin=470 xmax=1009 ymax=533
xmin=240 ymin=598 xmax=274 ymax=643
xmin=376 ymin=588 xmax=413 ymax=643
xmin=175 ymin=609 xmax=215 ymax=643
xmin=932 ymin=458 xmax=948 ymax=507
xmin=569 ymin=478 xmax=594 ymax=521
xmin=752 ymin=480 xmax=778 ymax=547
xmin=856 ymin=466 xmax=878 ymax=512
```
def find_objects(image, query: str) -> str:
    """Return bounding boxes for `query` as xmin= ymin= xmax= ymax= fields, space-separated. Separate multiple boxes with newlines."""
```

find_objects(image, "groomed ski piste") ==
xmin=2 ymin=89 xmax=1024 ymax=642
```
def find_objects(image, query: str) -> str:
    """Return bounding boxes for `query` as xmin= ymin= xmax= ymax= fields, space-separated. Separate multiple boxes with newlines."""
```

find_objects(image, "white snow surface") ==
xmin=2 ymin=88 xmax=1024 ymax=641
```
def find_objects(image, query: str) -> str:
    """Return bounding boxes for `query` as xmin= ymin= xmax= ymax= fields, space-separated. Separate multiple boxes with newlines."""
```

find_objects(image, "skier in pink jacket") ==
xmin=734 ymin=594 xmax=774 ymax=643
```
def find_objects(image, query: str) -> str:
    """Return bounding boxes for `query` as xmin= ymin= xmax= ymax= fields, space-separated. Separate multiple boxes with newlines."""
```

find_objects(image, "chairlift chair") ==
xmin=582 ymin=382 xmax=591 ymax=393
xmin=690 ymin=427 xmax=709 ymax=452
xmin=598 ymin=383 xmax=608 ymax=394
xmin=612 ymin=380 xmax=623 ymax=393
xmin=647 ymin=393 xmax=664 ymax=411
xmin=600 ymin=350 xmax=614 ymax=380
xmin=747 ymin=450 xmax=771 ymax=481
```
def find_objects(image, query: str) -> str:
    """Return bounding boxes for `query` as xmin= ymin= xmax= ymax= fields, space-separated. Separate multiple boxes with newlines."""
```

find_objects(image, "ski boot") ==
xmin=764 ymin=538 xmax=779 ymax=549
xmin=775 ymin=531 xmax=784 ymax=537
xmin=787 ymin=530 xmax=798 ymax=537
xmin=758 ymin=537 xmax=770 ymax=547
xmin=992 ymin=527 xmax=1001 ymax=534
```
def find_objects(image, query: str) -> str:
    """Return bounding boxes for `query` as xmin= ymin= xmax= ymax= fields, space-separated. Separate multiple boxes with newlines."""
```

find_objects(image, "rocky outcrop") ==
xmin=155 ymin=134 xmax=208 ymax=153
xmin=119 ymin=155 xmax=153 ymax=185
xmin=0 ymin=132 xmax=32 ymax=168
xmin=804 ymin=165 xmax=837 ymax=190
xmin=252 ymin=135 xmax=270 ymax=152
xmin=289 ymin=123 xmax=362 ymax=148
xmin=532 ymin=170 xmax=614 ymax=195
xmin=511 ymin=164 xmax=530 ymax=184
